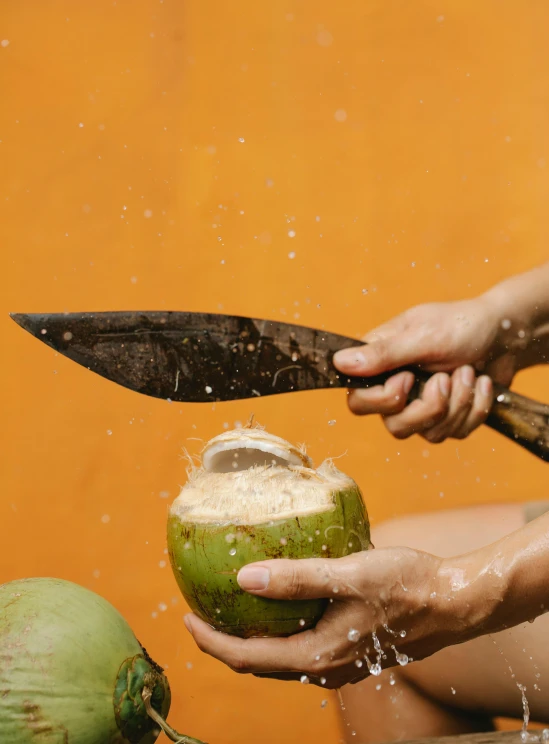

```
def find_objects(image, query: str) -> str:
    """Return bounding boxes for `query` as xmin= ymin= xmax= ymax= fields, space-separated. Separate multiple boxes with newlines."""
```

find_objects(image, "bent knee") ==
xmin=371 ymin=503 xmax=526 ymax=558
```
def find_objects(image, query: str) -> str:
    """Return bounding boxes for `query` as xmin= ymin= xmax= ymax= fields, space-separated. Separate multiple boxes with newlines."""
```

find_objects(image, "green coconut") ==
xmin=0 ymin=577 xmax=205 ymax=744
xmin=167 ymin=424 xmax=372 ymax=639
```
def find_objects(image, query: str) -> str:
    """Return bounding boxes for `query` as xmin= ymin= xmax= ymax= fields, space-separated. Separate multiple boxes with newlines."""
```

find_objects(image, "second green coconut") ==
xmin=167 ymin=423 xmax=372 ymax=638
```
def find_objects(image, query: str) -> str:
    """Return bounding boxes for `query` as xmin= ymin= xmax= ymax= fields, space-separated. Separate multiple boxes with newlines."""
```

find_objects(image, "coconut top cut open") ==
xmin=170 ymin=424 xmax=357 ymax=525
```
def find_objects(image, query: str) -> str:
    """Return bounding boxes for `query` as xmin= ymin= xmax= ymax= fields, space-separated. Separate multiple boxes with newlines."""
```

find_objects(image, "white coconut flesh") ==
xmin=170 ymin=427 xmax=358 ymax=526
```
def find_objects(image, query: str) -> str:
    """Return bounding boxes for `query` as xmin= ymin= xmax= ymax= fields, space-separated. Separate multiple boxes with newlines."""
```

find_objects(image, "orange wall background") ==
xmin=1 ymin=2 xmax=549 ymax=743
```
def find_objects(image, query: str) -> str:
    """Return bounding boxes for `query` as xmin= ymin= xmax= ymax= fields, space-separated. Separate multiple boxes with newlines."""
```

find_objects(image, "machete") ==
xmin=10 ymin=310 xmax=549 ymax=463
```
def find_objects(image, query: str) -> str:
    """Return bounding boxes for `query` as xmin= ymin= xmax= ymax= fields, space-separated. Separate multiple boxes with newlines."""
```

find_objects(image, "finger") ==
xmin=237 ymin=557 xmax=348 ymax=600
xmin=253 ymin=672 xmax=310 ymax=682
xmin=184 ymin=613 xmax=314 ymax=675
xmin=346 ymin=371 xmax=416 ymax=416
xmin=383 ymin=373 xmax=451 ymax=439
xmin=333 ymin=333 xmax=423 ymax=377
xmin=453 ymin=375 xmax=493 ymax=438
xmin=422 ymin=366 xmax=475 ymax=443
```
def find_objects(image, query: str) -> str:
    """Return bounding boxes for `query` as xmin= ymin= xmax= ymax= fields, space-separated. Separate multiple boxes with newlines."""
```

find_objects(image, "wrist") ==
xmin=481 ymin=264 xmax=549 ymax=369
xmin=434 ymin=547 xmax=508 ymax=642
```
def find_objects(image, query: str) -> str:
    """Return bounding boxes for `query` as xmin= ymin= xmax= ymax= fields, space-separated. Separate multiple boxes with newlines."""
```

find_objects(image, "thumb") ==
xmin=333 ymin=332 xmax=421 ymax=377
xmin=237 ymin=558 xmax=340 ymax=600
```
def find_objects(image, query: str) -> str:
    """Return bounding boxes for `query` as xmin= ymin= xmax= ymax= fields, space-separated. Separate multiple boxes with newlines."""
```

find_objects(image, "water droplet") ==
xmin=101 ymin=514 xmax=111 ymax=524
xmin=299 ymin=618 xmax=306 ymax=626
xmin=106 ymin=429 xmax=112 ymax=436
xmin=375 ymin=683 xmax=382 ymax=691
xmin=184 ymin=541 xmax=191 ymax=550
xmin=348 ymin=628 xmax=360 ymax=642
xmin=280 ymin=537 xmax=287 ymax=546
xmin=144 ymin=209 xmax=153 ymax=218
xmin=159 ymin=560 xmax=166 ymax=568
xmin=225 ymin=533 xmax=236 ymax=543
xmin=334 ymin=109 xmax=347 ymax=122
xmin=389 ymin=673 xmax=396 ymax=686
xmin=328 ymin=419 xmax=336 ymax=426
xmin=501 ymin=318 xmax=511 ymax=330
xmin=63 ymin=331 xmax=73 ymax=341
xmin=355 ymin=659 xmax=363 ymax=668
xmin=321 ymin=699 xmax=328 ymax=708
xmin=392 ymin=647 xmax=409 ymax=666
xmin=288 ymin=230 xmax=296 ymax=238
xmin=159 ymin=602 xmax=168 ymax=612
xmin=205 ymin=385 xmax=213 ymax=394
xmin=229 ymin=548 xmax=237 ymax=556
xmin=300 ymin=675 xmax=310 ymax=684
xmin=288 ymin=251 xmax=296 ymax=259
xmin=361 ymin=288 xmax=368 ymax=295
xmin=317 ymin=29 xmax=333 ymax=46
xmin=451 ymin=687 xmax=456 ymax=695
xmin=238 ymin=137 xmax=245 ymax=143
xmin=186 ymin=661 xmax=193 ymax=670
xmin=320 ymin=677 xmax=326 ymax=685
xmin=322 ymin=545 xmax=327 ymax=551
xmin=1 ymin=40 xmax=10 ymax=48
xmin=40 ymin=328 xmax=47 ymax=335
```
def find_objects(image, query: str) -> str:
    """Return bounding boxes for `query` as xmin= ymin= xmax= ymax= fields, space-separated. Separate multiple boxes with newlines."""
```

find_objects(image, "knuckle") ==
xmin=423 ymin=429 xmax=446 ymax=444
xmin=384 ymin=419 xmax=412 ymax=439
xmin=307 ymin=655 xmax=325 ymax=676
xmin=370 ymin=340 xmax=391 ymax=369
xmin=229 ymin=653 xmax=251 ymax=674
xmin=427 ymin=401 xmax=449 ymax=424
xmin=285 ymin=567 xmax=304 ymax=599
xmin=347 ymin=393 xmax=368 ymax=416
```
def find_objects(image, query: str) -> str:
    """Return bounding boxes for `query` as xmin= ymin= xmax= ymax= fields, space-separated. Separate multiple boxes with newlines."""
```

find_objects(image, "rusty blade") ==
xmin=9 ymin=311 xmax=397 ymax=403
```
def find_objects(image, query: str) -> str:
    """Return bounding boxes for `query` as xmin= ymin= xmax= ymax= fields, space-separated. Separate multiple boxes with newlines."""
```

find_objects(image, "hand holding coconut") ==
xmin=184 ymin=508 xmax=549 ymax=689
xmin=183 ymin=547 xmax=446 ymax=688
xmin=334 ymin=261 xmax=549 ymax=444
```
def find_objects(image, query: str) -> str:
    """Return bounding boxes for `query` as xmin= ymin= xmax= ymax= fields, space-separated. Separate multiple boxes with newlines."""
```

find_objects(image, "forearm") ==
xmin=482 ymin=262 xmax=549 ymax=368
xmin=438 ymin=510 xmax=549 ymax=639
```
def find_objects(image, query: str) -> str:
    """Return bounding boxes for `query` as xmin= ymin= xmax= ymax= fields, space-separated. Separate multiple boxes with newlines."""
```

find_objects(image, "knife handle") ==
xmin=346 ymin=368 xmax=549 ymax=463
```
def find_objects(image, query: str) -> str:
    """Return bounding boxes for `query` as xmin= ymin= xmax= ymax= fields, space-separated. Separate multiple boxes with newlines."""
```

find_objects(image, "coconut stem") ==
xmin=142 ymin=687 xmax=207 ymax=744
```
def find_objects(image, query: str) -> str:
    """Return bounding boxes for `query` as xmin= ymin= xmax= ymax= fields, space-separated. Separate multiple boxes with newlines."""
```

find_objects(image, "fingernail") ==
xmin=402 ymin=374 xmax=415 ymax=395
xmin=438 ymin=374 xmax=450 ymax=397
xmin=480 ymin=376 xmax=492 ymax=396
xmin=237 ymin=566 xmax=270 ymax=590
xmin=333 ymin=348 xmax=366 ymax=369
xmin=461 ymin=365 xmax=475 ymax=387
xmin=183 ymin=615 xmax=194 ymax=635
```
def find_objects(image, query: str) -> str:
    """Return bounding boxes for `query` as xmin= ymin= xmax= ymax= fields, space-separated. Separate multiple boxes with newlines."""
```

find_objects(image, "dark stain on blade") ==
xmin=9 ymin=311 xmax=382 ymax=403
